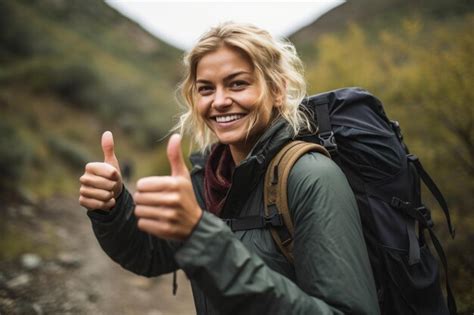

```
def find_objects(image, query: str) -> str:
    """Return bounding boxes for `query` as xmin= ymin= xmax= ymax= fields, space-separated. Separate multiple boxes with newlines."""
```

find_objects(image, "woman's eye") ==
xmin=197 ymin=86 xmax=213 ymax=95
xmin=230 ymin=81 xmax=248 ymax=89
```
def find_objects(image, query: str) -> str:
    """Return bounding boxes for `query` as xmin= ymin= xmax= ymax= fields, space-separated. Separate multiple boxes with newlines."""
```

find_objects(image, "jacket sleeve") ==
xmin=174 ymin=152 xmax=380 ymax=315
xmin=87 ymin=187 xmax=178 ymax=276
xmin=290 ymin=152 xmax=379 ymax=314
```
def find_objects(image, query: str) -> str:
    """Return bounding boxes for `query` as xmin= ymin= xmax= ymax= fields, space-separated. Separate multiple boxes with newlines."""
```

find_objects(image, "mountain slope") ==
xmin=290 ymin=0 xmax=474 ymax=62
xmin=0 ymin=0 xmax=185 ymax=198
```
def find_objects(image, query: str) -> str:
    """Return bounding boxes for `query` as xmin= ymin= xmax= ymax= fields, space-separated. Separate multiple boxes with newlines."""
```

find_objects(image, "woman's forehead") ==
xmin=196 ymin=46 xmax=255 ymax=79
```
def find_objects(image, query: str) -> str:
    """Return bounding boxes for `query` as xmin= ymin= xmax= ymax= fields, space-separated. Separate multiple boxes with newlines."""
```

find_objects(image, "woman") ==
xmin=79 ymin=22 xmax=380 ymax=314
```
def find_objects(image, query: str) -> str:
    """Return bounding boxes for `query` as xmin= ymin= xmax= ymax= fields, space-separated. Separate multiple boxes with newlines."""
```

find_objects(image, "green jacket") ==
xmin=88 ymin=120 xmax=380 ymax=314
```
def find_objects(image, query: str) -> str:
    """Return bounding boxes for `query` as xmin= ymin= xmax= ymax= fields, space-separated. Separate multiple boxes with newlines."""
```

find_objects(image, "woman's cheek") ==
xmin=196 ymin=97 xmax=209 ymax=113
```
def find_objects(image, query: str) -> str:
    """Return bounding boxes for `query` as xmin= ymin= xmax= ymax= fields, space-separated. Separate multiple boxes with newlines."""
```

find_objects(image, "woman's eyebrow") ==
xmin=196 ymin=71 xmax=252 ymax=84
xmin=224 ymin=71 xmax=251 ymax=81
xmin=195 ymin=79 xmax=212 ymax=85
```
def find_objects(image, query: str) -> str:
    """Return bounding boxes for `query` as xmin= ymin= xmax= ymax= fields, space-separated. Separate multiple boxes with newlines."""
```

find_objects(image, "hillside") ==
xmin=290 ymin=0 xmax=474 ymax=62
xmin=0 ymin=2 xmax=196 ymax=313
xmin=0 ymin=0 xmax=184 ymax=199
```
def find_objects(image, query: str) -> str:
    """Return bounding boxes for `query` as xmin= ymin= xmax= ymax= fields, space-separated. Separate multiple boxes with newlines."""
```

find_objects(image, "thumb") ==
xmin=167 ymin=134 xmax=189 ymax=177
xmin=101 ymin=131 xmax=120 ymax=171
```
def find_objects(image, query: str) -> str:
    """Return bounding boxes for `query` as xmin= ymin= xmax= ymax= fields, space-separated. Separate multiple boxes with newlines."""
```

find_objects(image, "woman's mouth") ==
xmin=214 ymin=114 xmax=246 ymax=123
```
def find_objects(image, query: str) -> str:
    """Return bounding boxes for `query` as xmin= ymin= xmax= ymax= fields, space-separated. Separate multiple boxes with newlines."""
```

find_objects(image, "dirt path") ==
xmin=0 ymin=196 xmax=195 ymax=315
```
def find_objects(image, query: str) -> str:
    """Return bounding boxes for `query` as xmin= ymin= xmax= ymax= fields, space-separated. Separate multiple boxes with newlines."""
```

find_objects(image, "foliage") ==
xmin=0 ymin=119 xmax=32 ymax=195
xmin=306 ymin=16 xmax=473 ymax=210
xmin=46 ymin=135 xmax=92 ymax=171
xmin=0 ymin=0 xmax=182 ymax=145
xmin=0 ymin=0 xmax=185 ymax=201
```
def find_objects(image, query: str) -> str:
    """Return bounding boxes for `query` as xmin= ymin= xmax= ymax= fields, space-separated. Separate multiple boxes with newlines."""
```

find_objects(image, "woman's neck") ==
xmin=229 ymin=145 xmax=249 ymax=165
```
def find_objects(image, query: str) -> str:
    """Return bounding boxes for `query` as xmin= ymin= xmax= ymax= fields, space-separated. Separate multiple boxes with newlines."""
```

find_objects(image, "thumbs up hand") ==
xmin=79 ymin=131 xmax=123 ymax=211
xmin=134 ymin=134 xmax=202 ymax=241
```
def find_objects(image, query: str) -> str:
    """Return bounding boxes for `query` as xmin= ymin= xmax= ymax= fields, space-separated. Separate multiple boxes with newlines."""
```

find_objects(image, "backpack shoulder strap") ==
xmin=264 ymin=140 xmax=330 ymax=263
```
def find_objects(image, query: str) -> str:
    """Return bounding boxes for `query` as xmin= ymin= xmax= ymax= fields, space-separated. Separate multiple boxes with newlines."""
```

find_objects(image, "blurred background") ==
xmin=0 ymin=0 xmax=472 ymax=314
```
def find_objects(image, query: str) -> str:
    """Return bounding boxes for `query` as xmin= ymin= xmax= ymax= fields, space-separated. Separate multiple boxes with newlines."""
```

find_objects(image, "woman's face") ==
xmin=195 ymin=45 xmax=273 ymax=163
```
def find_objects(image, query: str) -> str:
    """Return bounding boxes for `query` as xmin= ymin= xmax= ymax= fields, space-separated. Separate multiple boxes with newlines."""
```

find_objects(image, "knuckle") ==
xmin=85 ymin=162 xmax=96 ymax=172
xmin=107 ymin=198 xmax=115 ymax=208
xmin=94 ymin=200 xmax=103 ymax=209
xmin=136 ymin=177 xmax=152 ymax=190
xmin=176 ymin=176 xmax=187 ymax=186
xmin=79 ymin=175 xmax=87 ymax=184
xmin=106 ymin=168 xmax=116 ymax=179
xmin=100 ymin=189 xmax=111 ymax=200
xmin=137 ymin=218 xmax=150 ymax=231
xmin=134 ymin=206 xmax=141 ymax=216
xmin=79 ymin=186 xmax=87 ymax=195
xmin=133 ymin=192 xmax=141 ymax=203
xmin=170 ymin=193 xmax=181 ymax=204
xmin=105 ymin=181 xmax=115 ymax=192
xmin=168 ymin=178 xmax=179 ymax=190
xmin=168 ymin=210 xmax=179 ymax=222
xmin=161 ymin=223 xmax=172 ymax=235
xmin=136 ymin=178 xmax=145 ymax=190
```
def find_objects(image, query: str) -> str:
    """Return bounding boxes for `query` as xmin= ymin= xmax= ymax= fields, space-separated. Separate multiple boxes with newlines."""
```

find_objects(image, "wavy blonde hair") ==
xmin=175 ymin=22 xmax=310 ymax=152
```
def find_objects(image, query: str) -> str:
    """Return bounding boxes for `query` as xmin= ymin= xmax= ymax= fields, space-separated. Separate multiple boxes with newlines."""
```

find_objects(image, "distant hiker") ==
xmin=79 ymin=22 xmax=379 ymax=314
xmin=121 ymin=159 xmax=133 ymax=183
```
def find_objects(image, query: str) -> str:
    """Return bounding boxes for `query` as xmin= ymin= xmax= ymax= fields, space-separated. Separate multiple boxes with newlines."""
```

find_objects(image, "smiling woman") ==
xmin=178 ymin=23 xmax=310 ymax=159
xmin=80 ymin=22 xmax=380 ymax=315
xmin=194 ymin=45 xmax=271 ymax=163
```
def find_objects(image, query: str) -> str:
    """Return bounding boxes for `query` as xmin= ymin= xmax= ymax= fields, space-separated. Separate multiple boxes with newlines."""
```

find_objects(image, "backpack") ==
xmin=225 ymin=87 xmax=457 ymax=315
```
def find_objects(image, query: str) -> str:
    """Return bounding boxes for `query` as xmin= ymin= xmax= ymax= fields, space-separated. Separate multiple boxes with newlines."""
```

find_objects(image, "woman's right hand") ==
xmin=79 ymin=131 xmax=123 ymax=211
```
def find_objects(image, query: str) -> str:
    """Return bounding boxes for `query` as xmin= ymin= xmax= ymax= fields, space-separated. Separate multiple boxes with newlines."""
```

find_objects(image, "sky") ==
xmin=105 ymin=1 xmax=345 ymax=50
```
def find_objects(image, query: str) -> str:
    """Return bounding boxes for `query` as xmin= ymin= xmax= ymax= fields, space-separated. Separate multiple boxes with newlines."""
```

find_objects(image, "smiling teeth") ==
xmin=215 ymin=114 xmax=244 ymax=123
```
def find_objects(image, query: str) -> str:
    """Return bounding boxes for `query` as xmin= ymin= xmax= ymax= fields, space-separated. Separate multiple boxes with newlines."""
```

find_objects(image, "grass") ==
xmin=0 ymin=219 xmax=58 ymax=261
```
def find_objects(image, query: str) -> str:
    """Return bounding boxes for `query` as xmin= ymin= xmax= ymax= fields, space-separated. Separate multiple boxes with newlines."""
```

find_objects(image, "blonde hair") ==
xmin=176 ymin=22 xmax=311 ymax=152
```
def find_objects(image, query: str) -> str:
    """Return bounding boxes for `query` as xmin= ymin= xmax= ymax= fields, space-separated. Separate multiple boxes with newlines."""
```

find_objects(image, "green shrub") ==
xmin=0 ymin=1 xmax=54 ymax=60
xmin=46 ymin=135 xmax=91 ymax=170
xmin=0 ymin=120 xmax=32 ymax=193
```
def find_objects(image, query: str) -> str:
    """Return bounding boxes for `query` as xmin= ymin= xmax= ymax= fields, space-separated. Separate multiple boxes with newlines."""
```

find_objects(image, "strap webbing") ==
xmin=264 ymin=141 xmax=330 ymax=263
xmin=408 ymin=154 xmax=455 ymax=238
xmin=391 ymin=198 xmax=456 ymax=315
xmin=313 ymin=96 xmax=338 ymax=155
xmin=314 ymin=96 xmax=331 ymax=134
xmin=222 ymin=214 xmax=284 ymax=231
xmin=427 ymin=227 xmax=457 ymax=315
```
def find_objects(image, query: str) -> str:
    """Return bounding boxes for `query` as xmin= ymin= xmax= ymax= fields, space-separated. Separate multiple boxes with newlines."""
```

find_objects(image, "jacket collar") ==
xmin=189 ymin=118 xmax=294 ymax=218
xmin=222 ymin=118 xmax=293 ymax=218
xmin=189 ymin=118 xmax=292 ymax=169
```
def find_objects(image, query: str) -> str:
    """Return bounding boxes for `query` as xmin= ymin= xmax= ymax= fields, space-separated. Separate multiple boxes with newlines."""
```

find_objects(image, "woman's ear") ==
xmin=273 ymin=90 xmax=286 ymax=107
xmin=273 ymin=80 xmax=287 ymax=107
xmin=274 ymin=96 xmax=283 ymax=107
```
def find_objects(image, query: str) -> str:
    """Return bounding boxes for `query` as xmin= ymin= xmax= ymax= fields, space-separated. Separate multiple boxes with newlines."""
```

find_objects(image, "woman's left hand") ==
xmin=134 ymin=134 xmax=202 ymax=241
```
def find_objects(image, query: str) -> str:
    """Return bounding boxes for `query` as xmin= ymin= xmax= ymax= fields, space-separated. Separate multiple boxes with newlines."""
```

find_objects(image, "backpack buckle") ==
xmin=390 ymin=120 xmax=404 ymax=141
xmin=263 ymin=213 xmax=284 ymax=228
xmin=318 ymin=131 xmax=338 ymax=154
xmin=222 ymin=218 xmax=234 ymax=230
xmin=391 ymin=197 xmax=410 ymax=209
xmin=416 ymin=206 xmax=434 ymax=229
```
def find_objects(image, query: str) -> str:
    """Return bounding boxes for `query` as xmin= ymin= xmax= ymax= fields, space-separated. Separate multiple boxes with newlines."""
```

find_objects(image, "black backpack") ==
xmin=225 ymin=87 xmax=457 ymax=315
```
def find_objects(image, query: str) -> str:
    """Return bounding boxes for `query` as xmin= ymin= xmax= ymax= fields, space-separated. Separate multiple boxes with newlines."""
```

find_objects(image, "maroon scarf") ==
xmin=204 ymin=144 xmax=235 ymax=216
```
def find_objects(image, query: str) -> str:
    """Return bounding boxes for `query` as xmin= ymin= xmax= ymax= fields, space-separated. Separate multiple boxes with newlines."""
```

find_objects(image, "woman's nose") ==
xmin=212 ymin=88 xmax=232 ymax=109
